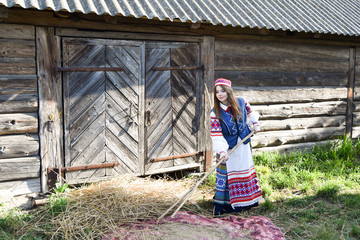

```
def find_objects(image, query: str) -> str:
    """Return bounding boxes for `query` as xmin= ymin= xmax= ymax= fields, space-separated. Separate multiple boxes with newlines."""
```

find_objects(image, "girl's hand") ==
xmin=253 ymin=124 xmax=260 ymax=134
xmin=219 ymin=152 xmax=229 ymax=161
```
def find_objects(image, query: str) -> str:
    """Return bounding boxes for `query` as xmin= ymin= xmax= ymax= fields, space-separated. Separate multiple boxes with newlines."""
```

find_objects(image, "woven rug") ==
xmin=103 ymin=211 xmax=286 ymax=240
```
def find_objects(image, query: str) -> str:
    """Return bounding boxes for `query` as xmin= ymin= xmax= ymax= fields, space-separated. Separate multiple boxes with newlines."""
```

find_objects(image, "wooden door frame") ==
xmin=38 ymin=27 xmax=214 ymax=190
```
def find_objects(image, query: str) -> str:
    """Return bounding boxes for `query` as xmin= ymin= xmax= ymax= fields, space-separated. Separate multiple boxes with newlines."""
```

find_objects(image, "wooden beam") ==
xmin=201 ymin=36 xmax=215 ymax=172
xmin=36 ymin=27 xmax=63 ymax=192
xmin=346 ymin=47 xmax=356 ymax=137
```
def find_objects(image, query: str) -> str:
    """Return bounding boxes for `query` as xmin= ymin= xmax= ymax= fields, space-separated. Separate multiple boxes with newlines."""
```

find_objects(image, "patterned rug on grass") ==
xmin=103 ymin=211 xmax=286 ymax=240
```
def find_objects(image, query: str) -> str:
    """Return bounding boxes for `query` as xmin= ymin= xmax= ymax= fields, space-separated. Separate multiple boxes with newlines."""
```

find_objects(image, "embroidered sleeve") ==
xmin=244 ymin=98 xmax=259 ymax=126
xmin=210 ymin=111 xmax=229 ymax=153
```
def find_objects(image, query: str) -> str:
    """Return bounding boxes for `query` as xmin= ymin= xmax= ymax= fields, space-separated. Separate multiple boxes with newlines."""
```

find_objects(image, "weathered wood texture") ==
xmin=36 ymin=27 xmax=63 ymax=191
xmin=0 ymin=23 xmax=35 ymax=40
xmin=346 ymin=48 xmax=356 ymax=137
xmin=0 ymin=28 xmax=36 ymax=74
xmin=144 ymin=42 xmax=200 ymax=174
xmin=355 ymin=47 xmax=360 ymax=87
xmin=253 ymin=140 xmax=330 ymax=154
xmin=62 ymin=38 xmax=143 ymax=184
xmin=252 ymin=127 xmax=345 ymax=148
xmin=0 ymin=75 xmax=37 ymax=95
xmin=0 ymin=157 xmax=40 ymax=182
xmin=201 ymin=36 xmax=215 ymax=171
xmin=215 ymin=40 xmax=349 ymax=72
xmin=215 ymin=39 xmax=350 ymax=152
xmin=0 ymin=134 xmax=39 ymax=159
xmin=0 ymin=23 xmax=40 ymax=199
xmin=233 ymin=87 xmax=347 ymax=104
xmin=0 ymin=25 xmax=38 ymax=116
xmin=0 ymin=178 xmax=40 ymax=200
xmin=0 ymin=113 xmax=38 ymax=135
xmin=352 ymin=47 xmax=360 ymax=138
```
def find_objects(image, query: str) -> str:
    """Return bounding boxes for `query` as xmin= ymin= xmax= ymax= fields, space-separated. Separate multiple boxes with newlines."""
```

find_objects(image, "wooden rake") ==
xmin=157 ymin=131 xmax=254 ymax=222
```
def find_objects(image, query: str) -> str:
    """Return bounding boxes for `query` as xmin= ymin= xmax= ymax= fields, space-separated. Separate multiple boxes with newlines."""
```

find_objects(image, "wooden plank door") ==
xmin=62 ymin=38 xmax=144 ymax=184
xmin=144 ymin=42 xmax=201 ymax=174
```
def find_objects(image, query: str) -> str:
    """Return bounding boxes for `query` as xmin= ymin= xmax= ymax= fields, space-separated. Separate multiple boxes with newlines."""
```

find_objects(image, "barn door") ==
xmin=62 ymin=38 xmax=144 ymax=184
xmin=144 ymin=42 xmax=201 ymax=174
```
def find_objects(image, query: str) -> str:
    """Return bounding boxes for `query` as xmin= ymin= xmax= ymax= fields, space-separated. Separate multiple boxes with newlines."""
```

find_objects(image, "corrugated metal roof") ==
xmin=1 ymin=0 xmax=360 ymax=36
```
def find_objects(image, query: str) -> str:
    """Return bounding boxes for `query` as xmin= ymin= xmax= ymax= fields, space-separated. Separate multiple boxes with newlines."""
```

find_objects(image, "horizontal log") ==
xmin=215 ymin=40 xmax=349 ymax=72
xmin=260 ymin=116 xmax=345 ymax=131
xmin=216 ymin=57 xmax=348 ymax=72
xmin=233 ymin=87 xmax=347 ymax=104
xmin=352 ymin=112 xmax=360 ymax=127
xmin=353 ymin=87 xmax=360 ymax=99
xmin=215 ymin=71 xmax=348 ymax=87
xmin=251 ymin=127 xmax=345 ymax=148
xmin=253 ymin=140 xmax=330 ymax=154
xmin=253 ymin=101 xmax=347 ymax=119
xmin=0 ymin=23 xmax=34 ymax=40
xmin=0 ymin=74 xmax=37 ymax=80
xmin=0 ymin=75 xmax=37 ymax=95
xmin=0 ymin=113 xmax=38 ymax=135
xmin=0 ymin=134 xmax=39 ymax=159
xmin=0 ymin=178 xmax=40 ymax=200
xmin=216 ymin=39 xmax=350 ymax=60
xmin=0 ymin=93 xmax=38 ymax=113
xmin=352 ymin=126 xmax=360 ymax=138
xmin=0 ymin=157 xmax=40 ymax=182
xmin=0 ymin=58 xmax=35 ymax=75
xmin=0 ymin=39 xmax=35 ymax=58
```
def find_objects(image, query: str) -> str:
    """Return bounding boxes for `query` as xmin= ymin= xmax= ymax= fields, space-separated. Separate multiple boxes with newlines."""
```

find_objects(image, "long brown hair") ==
xmin=213 ymin=85 xmax=242 ymax=121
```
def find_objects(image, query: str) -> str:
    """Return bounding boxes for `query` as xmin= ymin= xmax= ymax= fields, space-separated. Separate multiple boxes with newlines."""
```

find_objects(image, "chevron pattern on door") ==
xmin=63 ymin=39 xmax=143 ymax=184
xmin=145 ymin=42 xmax=200 ymax=173
xmin=170 ymin=45 xmax=199 ymax=166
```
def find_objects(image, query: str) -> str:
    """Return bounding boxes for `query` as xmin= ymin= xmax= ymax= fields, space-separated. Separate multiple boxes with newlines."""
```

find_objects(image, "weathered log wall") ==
xmin=215 ymin=39 xmax=350 ymax=153
xmin=0 ymin=23 xmax=40 ymax=200
xmin=352 ymin=47 xmax=360 ymax=138
xmin=0 ymin=6 xmax=359 ymax=200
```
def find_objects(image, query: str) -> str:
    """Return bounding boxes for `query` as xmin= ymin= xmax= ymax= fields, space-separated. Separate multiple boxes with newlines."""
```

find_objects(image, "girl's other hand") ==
xmin=253 ymin=124 xmax=260 ymax=134
xmin=219 ymin=152 xmax=229 ymax=161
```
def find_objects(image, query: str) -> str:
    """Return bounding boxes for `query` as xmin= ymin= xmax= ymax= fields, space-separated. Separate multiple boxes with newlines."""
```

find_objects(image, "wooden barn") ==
xmin=1 ymin=0 xmax=360 ymax=203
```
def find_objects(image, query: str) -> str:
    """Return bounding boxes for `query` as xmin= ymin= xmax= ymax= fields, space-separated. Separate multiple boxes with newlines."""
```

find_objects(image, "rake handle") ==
xmin=157 ymin=131 xmax=254 ymax=221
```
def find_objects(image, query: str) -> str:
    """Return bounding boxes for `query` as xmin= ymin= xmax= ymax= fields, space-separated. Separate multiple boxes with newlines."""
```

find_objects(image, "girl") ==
xmin=210 ymin=78 xmax=263 ymax=217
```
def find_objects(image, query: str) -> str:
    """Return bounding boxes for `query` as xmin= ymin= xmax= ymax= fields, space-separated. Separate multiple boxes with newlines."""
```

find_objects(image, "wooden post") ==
xmin=346 ymin=47 xmax=356 ymax=138
xmin=200 ymin=36 xmax=215 ymax=171
xmin=36 ymin=27 xmax=63 ymax=192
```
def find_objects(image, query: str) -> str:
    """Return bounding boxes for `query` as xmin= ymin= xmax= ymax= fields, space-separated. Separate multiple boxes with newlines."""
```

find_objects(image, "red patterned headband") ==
xmin=215 ymin=78 xmax=232 ymax=88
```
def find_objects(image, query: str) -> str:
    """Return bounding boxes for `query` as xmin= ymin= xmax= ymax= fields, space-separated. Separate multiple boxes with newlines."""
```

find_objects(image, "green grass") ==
xmin=247 ymin=136 xmax=360 ymax=240
xmin=0 ymin=183 xmax=70 ymax=239
xmin=1 ymin=135 xmax=360 ymax=239
xmin=198 ymin=135 xmax=360 ymax=239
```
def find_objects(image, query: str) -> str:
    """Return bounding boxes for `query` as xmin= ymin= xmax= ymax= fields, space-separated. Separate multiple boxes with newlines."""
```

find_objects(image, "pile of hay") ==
xmin=21 ymin=174 xmax=213 ymax=239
